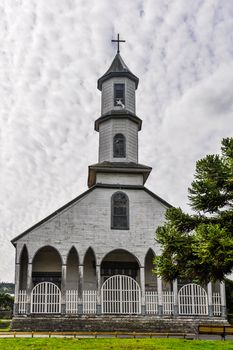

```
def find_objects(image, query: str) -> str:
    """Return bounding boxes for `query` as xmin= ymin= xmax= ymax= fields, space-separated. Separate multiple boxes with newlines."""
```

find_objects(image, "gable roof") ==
xmin=11 ymin=184 xmax=172 ymax=246
xmin=11 ymin=185 xmax=97 ymax=246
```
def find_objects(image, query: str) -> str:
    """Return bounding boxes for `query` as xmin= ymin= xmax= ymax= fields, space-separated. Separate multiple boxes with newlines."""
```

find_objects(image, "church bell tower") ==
xmin=88 ymin=35 xmax=151 ymax=188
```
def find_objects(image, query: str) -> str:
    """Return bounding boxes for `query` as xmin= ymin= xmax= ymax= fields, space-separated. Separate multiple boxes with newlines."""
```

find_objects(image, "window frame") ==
xmin=114 ymin=83 xmax=125 ymax=107
xmin=111 ymin=191 xmax=129 ymax=230
xmin=113 ymin=133 xmax=126 ymax=158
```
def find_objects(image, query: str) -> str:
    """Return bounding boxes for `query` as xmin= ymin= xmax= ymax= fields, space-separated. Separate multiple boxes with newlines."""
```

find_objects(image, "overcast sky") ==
xmin=1 ymin=0 xmax=233 ymax=282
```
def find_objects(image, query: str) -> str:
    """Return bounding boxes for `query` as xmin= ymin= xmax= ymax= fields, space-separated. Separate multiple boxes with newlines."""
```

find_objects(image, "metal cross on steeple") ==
xmin=111 ymin=33 xmax=126 ymax=54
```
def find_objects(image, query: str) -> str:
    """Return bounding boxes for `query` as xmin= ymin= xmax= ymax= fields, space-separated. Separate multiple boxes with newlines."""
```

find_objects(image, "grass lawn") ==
xmin=0 ymin=338 xmax=233 ymax=350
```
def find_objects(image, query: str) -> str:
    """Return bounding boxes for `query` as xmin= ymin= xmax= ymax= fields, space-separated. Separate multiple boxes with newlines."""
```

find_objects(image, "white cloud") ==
xmin=0 ymin=0 xmax=233 ymax=281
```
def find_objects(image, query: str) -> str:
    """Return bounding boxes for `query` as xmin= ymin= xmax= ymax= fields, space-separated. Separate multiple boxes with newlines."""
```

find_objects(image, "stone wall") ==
xmin=11 ymin=315 xmax=228 ymax=333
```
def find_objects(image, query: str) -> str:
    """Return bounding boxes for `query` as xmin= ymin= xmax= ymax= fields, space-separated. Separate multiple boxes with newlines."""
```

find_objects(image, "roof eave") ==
xmin=95 ymin=111 xmax=142 ymax=131
xmin=97 ymin=72 xmax=139 ymax=91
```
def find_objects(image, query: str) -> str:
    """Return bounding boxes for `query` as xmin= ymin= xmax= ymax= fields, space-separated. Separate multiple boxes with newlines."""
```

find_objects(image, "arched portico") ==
xmin=66 ymin=247 xmax=79 ymax=290
xmin=144 ymin=249 xmax=157 ymax=291
xmin=101 ymin=249 xmax=140 ymax=284
xmin=83 ymin=247 xmax=96 ymax=290
xmin=19 ymin=245 xmax=28 ymax=291
xmin=32 ymin=246 xmax=62 ymax=287
xmin=15 ymin=245 xmax=226 ymax=317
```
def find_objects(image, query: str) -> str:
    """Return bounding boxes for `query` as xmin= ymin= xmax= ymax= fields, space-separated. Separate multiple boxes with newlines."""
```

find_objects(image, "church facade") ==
xmin=11 ymin=47 xmax=226 ymax=328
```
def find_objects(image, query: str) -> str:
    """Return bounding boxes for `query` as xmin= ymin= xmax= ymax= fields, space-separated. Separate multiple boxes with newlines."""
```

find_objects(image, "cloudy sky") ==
xmin=1 ymin=0 xmax=233 ymax=282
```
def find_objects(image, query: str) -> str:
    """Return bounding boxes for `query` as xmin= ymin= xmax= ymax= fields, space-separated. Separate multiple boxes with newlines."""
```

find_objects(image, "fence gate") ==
xmin=31 ymin=282 xmax=61 ymax=313
xmin=101 ymin=275 xmax=141 ymax=314
xmin=178 ymin=283 xmax=208 ymax=315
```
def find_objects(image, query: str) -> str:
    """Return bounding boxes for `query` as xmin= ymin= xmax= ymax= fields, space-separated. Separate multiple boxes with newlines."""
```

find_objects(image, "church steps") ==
xmin=11 ymin=315 xmax=228 ymax=333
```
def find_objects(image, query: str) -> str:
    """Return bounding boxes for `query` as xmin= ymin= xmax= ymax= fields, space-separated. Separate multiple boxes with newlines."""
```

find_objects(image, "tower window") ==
xmin=113 ymin=133 xmax=126 ymax=158
xmin=111 ymin=192 xmax=129 ymax=230
xmin=114 ymin=83 xmax=125 ymax=107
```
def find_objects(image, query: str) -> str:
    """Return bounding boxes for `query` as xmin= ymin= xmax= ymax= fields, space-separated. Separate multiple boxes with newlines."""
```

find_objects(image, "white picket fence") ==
xmin=83 ymin=290 xmax=97 ymax=314
xmin=17 ymin=290 xmax=27 ymax=314
xmin=162 ymin=292 xmax=174 ymax=315
xmin=65 ymin=290 xmax=97 ymax=314
xmin=17 ymin=286 xmax=222 ymax=316
xmin=145 ymin=291 xmax=158 ymax=314
xmin=145 ymin=291 xmax=174 ymax=314
xmin=213 ymin=293 xmax=221 ymax=316
xmin=66 ymin=290 xmax=79 ymax=314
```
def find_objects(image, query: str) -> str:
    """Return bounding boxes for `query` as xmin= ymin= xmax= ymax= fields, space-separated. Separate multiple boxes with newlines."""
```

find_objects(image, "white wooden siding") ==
xmin=99 ymin=118 xmax=138 ymax=163
xmin=101 ymin=77 xmax=135 ymax=115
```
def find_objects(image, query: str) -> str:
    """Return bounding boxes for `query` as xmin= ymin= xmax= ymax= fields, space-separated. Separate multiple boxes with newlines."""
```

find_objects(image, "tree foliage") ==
xmin=154 ymin=137 xmax=233 ymax=283
xmin=0 ymin=292 xmax=14 ymax=311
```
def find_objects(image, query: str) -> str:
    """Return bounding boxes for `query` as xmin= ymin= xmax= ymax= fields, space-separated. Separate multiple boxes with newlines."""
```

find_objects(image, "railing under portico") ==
xmin=16 ymin=281 xmax=224 ymax=317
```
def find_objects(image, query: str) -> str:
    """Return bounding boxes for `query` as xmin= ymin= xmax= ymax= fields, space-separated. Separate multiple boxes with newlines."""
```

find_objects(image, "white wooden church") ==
xmin=11 ymin=37 xmax=226 ymax=331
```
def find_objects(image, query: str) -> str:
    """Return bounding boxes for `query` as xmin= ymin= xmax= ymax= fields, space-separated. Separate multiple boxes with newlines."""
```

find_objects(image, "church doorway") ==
xmin=31 ymin=282 xmax=61 ymax=314
xmin=101 ymin=275 xmax=141 ymax=314
xmin=100 ymin=249 xmax=141 ymax=314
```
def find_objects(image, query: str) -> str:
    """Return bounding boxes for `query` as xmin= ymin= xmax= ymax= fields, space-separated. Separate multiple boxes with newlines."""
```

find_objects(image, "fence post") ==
xmin=157 ymin=277 xmax=163 ymax=315
xmin=14 ymin=263 xmax=20 ymax=315
xmin=140 ymin=266 xmax=145 ymax=315
xmin=61 ymin=264 xmax=67 ymax=314
xmin=78 ymin=265 xmax=84 ymax=314
xmin=96 ymin=264 xmax=101 ymax=314
xmin=173 ymin=279 xmax=178 ymax=315
xmin=207 ymin=282 xmax=213 ymax=316
xmin=220 ymin=282 xmax=226 ymax=318
xmin=26 ymin=263 xmax=33 ymax=314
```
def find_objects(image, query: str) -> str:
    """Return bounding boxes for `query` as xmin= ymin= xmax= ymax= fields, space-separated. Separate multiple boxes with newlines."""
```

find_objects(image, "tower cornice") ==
xmin=95 ymin=110 xmax=142 ymax=132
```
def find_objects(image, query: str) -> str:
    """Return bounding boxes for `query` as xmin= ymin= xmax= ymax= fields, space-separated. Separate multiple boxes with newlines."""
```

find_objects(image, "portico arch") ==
xmin=32 ymin=246 xmax=62 ymax=288
xmin=83 ymin=247 xmax=96 ymax=290
xmin=144 ymin=248 xmax=157 ymax=291
xmin=66 ymin=247 xmax=79 ymax=290
xmin=19 ymin=245 xmax=28 ymax=290
xmin=101 ymin=249 xmax=140 ymax=285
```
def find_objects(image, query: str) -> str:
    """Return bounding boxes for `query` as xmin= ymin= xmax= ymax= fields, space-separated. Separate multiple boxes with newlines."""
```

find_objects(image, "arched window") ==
xmin=113 ymin=133 xmax=126 ymax=158
xmin=111 ymin=192 xmax=129 ymax=229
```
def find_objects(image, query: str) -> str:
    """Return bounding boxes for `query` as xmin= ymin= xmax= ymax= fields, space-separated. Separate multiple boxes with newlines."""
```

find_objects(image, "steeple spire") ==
xmin=111 ymin=33 xmax=126 ymax=54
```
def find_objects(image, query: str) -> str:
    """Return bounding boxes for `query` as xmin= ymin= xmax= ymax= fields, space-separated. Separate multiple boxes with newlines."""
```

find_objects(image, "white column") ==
xmin=140 ymin=266 xmax=145 ymax=315
xmin=61 ymin=264 xmax=67 ymax=314
xmin=78 ymin=264 xmax=84 ymax=314
xmin=173 ymin=279 xmax=178 ymax=315
xmin=207 ymin=282 xmax=213 ymax=316
xmin=96 ymin=264 xmax=101 ymax=314
xmin=220 ymin=281 xmax=226 ymax=317
xmin=14 ymin=263 xmax=20 ymax=315
xmin=157 ymin=276 xmax=163 ymax=315
xmin=26 ymin=263 xmax=32 ymax=314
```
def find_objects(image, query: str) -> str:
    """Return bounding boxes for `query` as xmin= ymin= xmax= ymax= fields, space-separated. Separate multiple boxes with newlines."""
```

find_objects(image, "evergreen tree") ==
xmin=154 ymin=137 xmax=233 ymax=283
